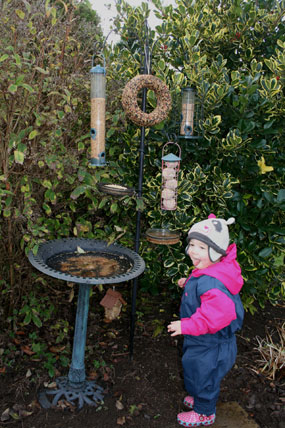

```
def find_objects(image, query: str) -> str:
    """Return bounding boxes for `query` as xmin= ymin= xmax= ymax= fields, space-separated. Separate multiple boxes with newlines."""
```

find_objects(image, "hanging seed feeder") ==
xmin=180 ymin=87 xmax=203 ymax=139
xmin=161 ymin=141 xmax=181 ymax=211
xmin=90 ymin=58 xmax=106 ymax=166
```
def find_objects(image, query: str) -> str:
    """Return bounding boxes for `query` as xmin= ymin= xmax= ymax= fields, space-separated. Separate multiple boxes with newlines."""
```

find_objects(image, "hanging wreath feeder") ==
xmin=121 ymin=74 xmax=172 ymax=127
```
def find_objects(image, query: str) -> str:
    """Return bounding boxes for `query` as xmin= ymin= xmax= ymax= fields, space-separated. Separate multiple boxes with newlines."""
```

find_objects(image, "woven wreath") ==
xmin=121 ymin=74 xmax=172 ymax=127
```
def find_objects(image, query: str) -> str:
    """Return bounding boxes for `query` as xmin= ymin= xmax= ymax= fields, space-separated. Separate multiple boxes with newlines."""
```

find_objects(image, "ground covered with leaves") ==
xmin=0 ymin=285 xmax=284 ymax=428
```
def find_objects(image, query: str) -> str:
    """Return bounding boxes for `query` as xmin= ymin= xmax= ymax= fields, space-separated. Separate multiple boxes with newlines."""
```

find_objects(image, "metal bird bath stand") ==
xmin=28 ymin=238 xmax=145 ymax=409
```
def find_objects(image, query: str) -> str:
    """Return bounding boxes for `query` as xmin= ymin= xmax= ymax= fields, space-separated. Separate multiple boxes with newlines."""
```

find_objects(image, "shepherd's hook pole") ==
xmin=129 ymin=21 xmax=150 ymax=360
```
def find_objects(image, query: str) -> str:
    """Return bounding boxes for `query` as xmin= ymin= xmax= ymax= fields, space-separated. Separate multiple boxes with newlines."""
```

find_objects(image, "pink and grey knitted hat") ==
xmin=187 ymin=213 xmax=235 ymax=262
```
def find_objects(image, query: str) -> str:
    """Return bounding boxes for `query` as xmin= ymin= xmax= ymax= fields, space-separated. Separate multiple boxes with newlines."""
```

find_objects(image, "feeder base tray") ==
xmin=146 ymin=228 xmax=180 ymax=245
xmin=98 ymin=182 xmax=134 ymax=196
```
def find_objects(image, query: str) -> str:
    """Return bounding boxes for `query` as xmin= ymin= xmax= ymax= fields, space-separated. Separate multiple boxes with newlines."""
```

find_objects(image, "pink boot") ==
xmin=177 ymin=410 xmax=216 ymax=427
xmin=183 ymin=395 xmax=194 ymax=409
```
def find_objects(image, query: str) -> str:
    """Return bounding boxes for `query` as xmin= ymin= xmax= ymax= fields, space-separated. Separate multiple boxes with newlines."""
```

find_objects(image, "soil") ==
xmin=0 ymin=286 xmax=284 ymax=428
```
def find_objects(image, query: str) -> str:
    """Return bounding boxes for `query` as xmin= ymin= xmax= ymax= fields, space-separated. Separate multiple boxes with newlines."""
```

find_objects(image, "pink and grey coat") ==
xmin=180 ymin=243 xmax=244 ymax=416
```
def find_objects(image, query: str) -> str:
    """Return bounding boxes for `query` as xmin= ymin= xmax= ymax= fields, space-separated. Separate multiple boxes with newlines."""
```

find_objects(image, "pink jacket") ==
xmin=181 ymin=243 xmax=244 ymax=336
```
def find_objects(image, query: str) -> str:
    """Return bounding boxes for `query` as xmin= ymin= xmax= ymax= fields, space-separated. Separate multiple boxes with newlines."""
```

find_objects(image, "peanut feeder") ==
xmin=161 ymin=142 xmax=181 ymax=211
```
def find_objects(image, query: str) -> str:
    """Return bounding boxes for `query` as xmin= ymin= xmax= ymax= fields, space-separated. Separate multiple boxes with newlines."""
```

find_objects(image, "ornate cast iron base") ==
xmin=38 ymin=376 xmax=104 ymax=409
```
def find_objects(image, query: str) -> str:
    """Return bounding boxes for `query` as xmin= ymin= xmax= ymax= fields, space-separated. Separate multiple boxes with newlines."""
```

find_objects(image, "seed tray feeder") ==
xmin=146 ymin=228 xmax=180 ymax=245
xmin=28 ymin=238 xmax=145 ymax=409
xmin=97 ymin=182 xmax=135 ymax=196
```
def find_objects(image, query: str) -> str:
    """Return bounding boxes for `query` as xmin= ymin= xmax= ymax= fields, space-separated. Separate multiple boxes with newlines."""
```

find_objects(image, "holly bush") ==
xmin=0 ymin=0 xmax=284 ymax=319
xmin=104 ymin=0 xmax=285 ymax=310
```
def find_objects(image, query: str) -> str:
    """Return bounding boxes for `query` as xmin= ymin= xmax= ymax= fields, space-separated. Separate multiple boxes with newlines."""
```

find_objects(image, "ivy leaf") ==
xmin=35 ymin=66 xmax=49 ymax=74
xmin=70 ymin=185 xmax=86 ymax=200
xmin=14 ymin=150 xmax=25 ymax=164
xmin=28 ymin=130 xmax=39 ymax=140
xmin=0 ymin=54 xmax=9 ymax=62
xmin=8 ymin=84 xmax=18 ymax=93
xmin=32 ymin=312 xmax=42 ymax=328
xmin=20 ymin=83 xmax=34 ymax=93
xmin=15 ymin=9 xmax=25 ymax=19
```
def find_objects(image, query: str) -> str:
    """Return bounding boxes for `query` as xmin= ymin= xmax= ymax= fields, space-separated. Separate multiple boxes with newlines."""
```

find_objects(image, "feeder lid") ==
xmin=90 ymin=64 xmax=106 ymax=74
xmin=97 ymin=182 xmax=135 ymax=196
xmin=162 ymin=153 xmax=181 ymax=162
xmin=182 ymin=87 xmax=195 ymax=93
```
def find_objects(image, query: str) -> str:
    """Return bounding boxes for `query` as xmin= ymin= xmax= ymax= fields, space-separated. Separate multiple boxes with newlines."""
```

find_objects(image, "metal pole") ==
xmin=129 ymin=23 xmax=150 ymax=360
xmin=68 ymin=284 xmax=91 ymax=385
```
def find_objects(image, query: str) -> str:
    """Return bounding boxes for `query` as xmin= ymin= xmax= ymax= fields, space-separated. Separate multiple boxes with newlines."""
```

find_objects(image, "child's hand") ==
xmin=167 ymin=320 xmax=182 ymax=336
xmin=178 ymin=277 xmax=187 ymax=288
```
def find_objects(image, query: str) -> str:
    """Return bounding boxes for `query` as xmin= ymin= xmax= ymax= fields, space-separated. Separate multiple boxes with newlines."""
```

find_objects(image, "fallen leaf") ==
xmin=26 ymin=369 xmax=32 ymax=378
xmin=103 ymin=372 xmax=110 ymax=381
xmin=117 ymin=416 xmax=126 ymax=425
xmin=21 ymin=345 xmax=35 ymax=356
xmin=43 ymin=381 xmax=57 ymax=388
xmin=9 ymin=411 xmax=20 ymax=420
xmin=116 ymin=400 xmax=124 ymax=410
xmin=1 ymin=408 xmax=10 ymax=422
xmin=88 ymin=371 xmax=98 ymax=380
xmin=76 ymin=246 xmax=86 ymax=254
xmin=0 ymin=367 xmax=6 ymax=374
xmin=19 ymin=409 xmax=33 ymax=418
xmin=68 ymin=288 xmax=75 ymax=303
xmin=49 ymin=345 xmax=66 ymax=353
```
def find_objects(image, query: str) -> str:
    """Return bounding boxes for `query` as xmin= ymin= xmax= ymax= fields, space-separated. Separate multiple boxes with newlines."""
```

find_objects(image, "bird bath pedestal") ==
xmin=28 ymin=238 xmax=145 ymax=409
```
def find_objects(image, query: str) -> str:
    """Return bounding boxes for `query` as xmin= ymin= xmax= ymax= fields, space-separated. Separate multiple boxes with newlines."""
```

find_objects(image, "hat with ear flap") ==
xmin=187 ymin=214 xmax=235 ymax=262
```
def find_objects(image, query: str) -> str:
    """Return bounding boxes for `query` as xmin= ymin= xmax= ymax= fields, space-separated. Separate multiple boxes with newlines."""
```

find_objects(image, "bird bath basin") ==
xmin=28 ymin=238 xmax=145 ymax=409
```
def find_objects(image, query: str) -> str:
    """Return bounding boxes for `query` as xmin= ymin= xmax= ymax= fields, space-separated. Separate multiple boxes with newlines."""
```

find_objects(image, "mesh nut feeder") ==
xmin=146 ymin=142 xmax=181 ymax=246
xmin=161 ymin=142 xmax=181 ymax=211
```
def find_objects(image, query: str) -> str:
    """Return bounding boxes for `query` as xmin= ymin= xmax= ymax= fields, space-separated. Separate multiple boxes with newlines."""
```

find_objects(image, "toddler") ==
xmin=167 ymin=214 xmax=244 ymax=427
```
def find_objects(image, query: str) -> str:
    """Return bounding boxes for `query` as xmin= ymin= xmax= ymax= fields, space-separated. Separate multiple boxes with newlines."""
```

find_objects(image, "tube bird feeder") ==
xmin=180 ymin=87 xmax=202 ymax=139
xmin=90 ymin=61 xmax=106 ymax=166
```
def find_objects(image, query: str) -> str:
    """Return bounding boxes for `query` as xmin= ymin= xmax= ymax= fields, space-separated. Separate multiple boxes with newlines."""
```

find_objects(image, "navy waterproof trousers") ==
xmin=182 ymin=334 xmax=237 ymax=415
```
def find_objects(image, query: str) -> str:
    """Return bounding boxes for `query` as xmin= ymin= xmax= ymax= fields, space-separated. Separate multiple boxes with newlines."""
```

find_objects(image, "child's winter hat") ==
xmin=187 ymin=213 xmax=235 ymax=262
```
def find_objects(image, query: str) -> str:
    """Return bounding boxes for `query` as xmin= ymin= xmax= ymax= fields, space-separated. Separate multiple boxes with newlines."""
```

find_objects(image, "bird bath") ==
xmin=28 ymin=238 xmax=145 ymax=409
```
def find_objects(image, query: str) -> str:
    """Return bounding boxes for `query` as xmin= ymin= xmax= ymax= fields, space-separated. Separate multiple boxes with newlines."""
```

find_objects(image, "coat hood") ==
xmin=191 ymin=243 xmax=243 ymax=295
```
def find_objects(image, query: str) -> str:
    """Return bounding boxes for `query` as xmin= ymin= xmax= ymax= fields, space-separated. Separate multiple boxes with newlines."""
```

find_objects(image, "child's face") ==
xmin=187 ymin=239 xmax=214 ymax=270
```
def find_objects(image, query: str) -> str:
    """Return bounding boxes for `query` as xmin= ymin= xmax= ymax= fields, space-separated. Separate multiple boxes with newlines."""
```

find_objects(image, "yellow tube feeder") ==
xmin=90 ymin=63 xmax=106 ymax=166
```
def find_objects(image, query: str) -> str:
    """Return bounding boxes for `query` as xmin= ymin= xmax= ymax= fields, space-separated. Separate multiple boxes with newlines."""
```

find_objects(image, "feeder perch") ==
xmin=100 ymin=288 xmax=126 ymax=322
xmin=161 ymin=142 xmax=181 ymax=211
xmin=180 ymin=87 xmax=203 ymax=139
xmin=90 ymin=60 xmax=106 ymax=166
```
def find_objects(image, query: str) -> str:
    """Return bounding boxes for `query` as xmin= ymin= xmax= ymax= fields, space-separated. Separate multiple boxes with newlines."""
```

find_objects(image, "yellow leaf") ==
xmin=257 ymin=156 xmax=274 ymax=174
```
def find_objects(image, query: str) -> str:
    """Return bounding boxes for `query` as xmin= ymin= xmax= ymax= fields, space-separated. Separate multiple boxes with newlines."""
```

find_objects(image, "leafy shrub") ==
xmin=0 ymin=0 xmax=284 ymax=320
